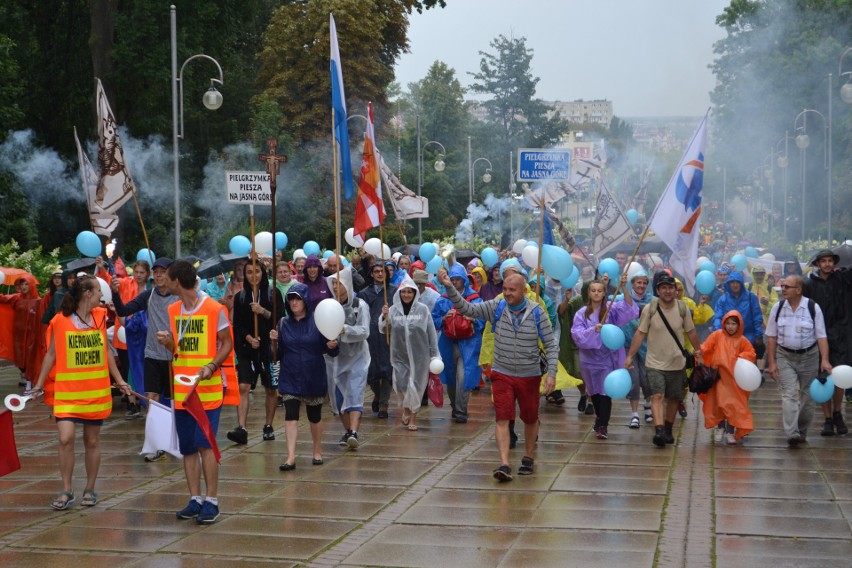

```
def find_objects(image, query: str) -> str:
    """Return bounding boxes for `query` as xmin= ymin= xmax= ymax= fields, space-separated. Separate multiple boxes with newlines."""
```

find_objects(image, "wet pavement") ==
xmin=1 ymin=364 xmax=851 ymax=567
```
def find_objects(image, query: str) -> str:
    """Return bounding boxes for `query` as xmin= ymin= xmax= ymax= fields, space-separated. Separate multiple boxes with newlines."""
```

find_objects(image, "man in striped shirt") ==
xmin=438 ymin=269 xmax=557 ymax=483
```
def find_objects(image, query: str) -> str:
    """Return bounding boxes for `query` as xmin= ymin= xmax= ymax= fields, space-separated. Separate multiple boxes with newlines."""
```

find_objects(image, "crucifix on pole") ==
xmin=258 ymin=137 xmax=287 ymax=330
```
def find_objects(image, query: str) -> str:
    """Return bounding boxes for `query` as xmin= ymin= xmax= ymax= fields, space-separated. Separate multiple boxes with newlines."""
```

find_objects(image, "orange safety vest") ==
xmin=50 ymin=308 xmax=112 ymax=420
xmin=169 ymin=297 xmax=236 ymax=410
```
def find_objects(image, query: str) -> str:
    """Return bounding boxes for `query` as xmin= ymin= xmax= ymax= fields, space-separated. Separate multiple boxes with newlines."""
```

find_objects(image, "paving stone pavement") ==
xmin=1 ymin=364 xmax=851 ymax=567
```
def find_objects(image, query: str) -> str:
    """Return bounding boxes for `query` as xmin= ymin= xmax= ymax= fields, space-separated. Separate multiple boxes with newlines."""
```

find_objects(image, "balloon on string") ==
xmin=733 ymin=358 xmax=762 ymax=391
xmin=322 ymin=250 xmax=334 ymax=259
xmin=363 ymin=238 xmax=384 ymax=257
xmin=730 ymin=254 xmax=747 ymax=272
xmin=830 ymin=365 xmax=852 ymax=389
xmin=344 ymin=228 xmax=364 ymax=248
xmin=419 ymin=242 xmax=437 ymax=263
xmin=303 ymin=241 xmax=321 ymax=257
xmin=275 ymin=232 xmax=288 ymax=250
xmin=744 ymin=246 xmax=759 ymax=258
xmin=341 ymin=257 xmax=350 ymax=267
xmin=810 ymin=376 xmax=835 ymax=404
xmin=600 ymin=324 xmax=625 ymax=350
xmin=563 ymin=266 xmax=580 ymax=288
xmin=696 ymin=256 xmax=710 ymax=267
xmin=512 ymin=239 xmax=528 ymax=254
xmin=76 ymin=231 xmax=101 ymax=258
xmin=0 ymin=271 xmax=5 ymax=285
xmin=521 ymin=245 xmax=540 ymax=268
xmin=695 ymin=270 xmax=716 ymax=295
xmin=229 ymin=235 xmax=252 ymax=256
xmin=760 ymin=252 xmax=775 ymax=262
xmin=117 ymin=326 xmax=126 ymax=343
xmin=429 ymin=358 xmax=444 ymax=374
xmin=96 ymin=277 xmax=112 ymax=304
xmin=136 ymin=248 xmax=156 ymax=263
xmin=293 ymin=249 xmax=306 ymax=260
xmin=254 ymin=231 xmax=274 ymax=255
xmin=525 ymin=240 xmax=538 ymax=248
xmin=604 ymin=369 xmax=632 ymax=398
xmin=541 ymin=244 xmax=574 ymax=280
xmin=425 ymin=255 xmax=442 ymax=274
xmin=626 ymin=209 xmax=639 ymax=224
xmin=481 ymin=247 xmax=499 ymax=268
xmin=314 ymin=299 xmax=345 ymax=340
xmin=626 ymin=261 xmax=644 ymax=281
xmin=598 ymin=258 xmax=620 ymax=280
xmin=699 ymin=260 xmax=716 ymax=273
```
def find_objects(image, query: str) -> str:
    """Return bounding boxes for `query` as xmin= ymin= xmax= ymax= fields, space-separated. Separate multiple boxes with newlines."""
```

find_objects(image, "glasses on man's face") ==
xmin=780 ymin=285 xmax=799 ymax=290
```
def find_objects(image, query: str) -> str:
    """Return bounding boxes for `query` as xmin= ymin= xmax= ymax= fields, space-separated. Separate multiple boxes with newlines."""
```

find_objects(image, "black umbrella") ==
xmin=63 ymin=257 xmax=97 ymax=272
xmin=196 ymin=253 xmax=249 ymax=279
xmin=608 ymin=236 xmax=670 ymax=255
xmin=833 ymin=243 xmax=852 ymax=268
xmin=391 ymin=244 xmax=420 ymax=258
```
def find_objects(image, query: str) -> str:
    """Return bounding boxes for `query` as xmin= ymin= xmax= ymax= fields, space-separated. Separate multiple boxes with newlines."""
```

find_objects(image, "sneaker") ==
xmin=714 ymin=428 xmax=723 ymax=444
xmin=653 ymin=427 xmax=665 ymax=448
xmin=629 ymin=415 xmax=640 ymax=429
xmin=584 ymin=402 xmax=595 ymax=415
xmin=678 ymin=401 xmax=688 ymax=418
xmin=144 ymin=450 xmax=167 ymax=462
xmin=262 ymin=424 xmax=275 ymax=441
xmin=833 ymin=412 xmax=848 ymax=436
xmin=176 ymin=499 xmax=202 ymax=519
xmin=663 ymin=428 xmax=675 ymax=445
xmin=454 ymin=416 xmax=468 ymax=424
xmin=371 ymin=400 xmax=380 ymax=413
xmin=492 ymin=465 xmax=513 ymax=482
xmin=125 ymin=403 xmax=141 ymax=420
xmin=227 ymin=426 xmax=248 ymax=445
xmin=338 ymin=432 xmax=350 ymax=447
xmin=725 ymin=432 xmax=737 ymax=445
xmin=596 ymin=426 xmax=608 ymax=440
xmin=787 ymin=434 xmax=803 ymax=447
xmin=577 ymin=394 xmax=588 ymax=413
xmin=346 ymin=431 xmax=360 ymax=449
xmin=518 ymin=456 xmax=534 ymax=475
xmin=196 ymin=500 xmax=220 ymax=524
xmin=546 ymin=391 xmax=565 ymax=405
xmin=820 ymin=418 xmax=835 ymax=437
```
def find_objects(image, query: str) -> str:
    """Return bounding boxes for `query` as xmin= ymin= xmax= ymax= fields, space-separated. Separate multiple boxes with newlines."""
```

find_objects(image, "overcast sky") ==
xmin=394 ymin=0 xmax=730 ymax=117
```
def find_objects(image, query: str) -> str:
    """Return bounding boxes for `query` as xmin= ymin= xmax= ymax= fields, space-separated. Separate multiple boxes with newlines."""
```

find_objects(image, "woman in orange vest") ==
xmin=31 ymin=275 xmax=131 ymax=511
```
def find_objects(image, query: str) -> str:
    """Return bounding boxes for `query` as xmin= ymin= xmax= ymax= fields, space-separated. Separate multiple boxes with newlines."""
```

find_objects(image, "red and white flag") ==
xmin=354 ymin=103 xmax=386 ymax=239
xmin=649 ymin=110 xmax=709 ymax=295
xmin=95 ymin=79 xmax=135 ymax=214
xmin=183 ymin=383 xmax=221 ymax=463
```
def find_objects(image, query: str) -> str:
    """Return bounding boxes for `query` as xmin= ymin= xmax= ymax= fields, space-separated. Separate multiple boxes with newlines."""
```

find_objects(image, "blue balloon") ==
xmin=341 ymin=257 xmax=350 ymax=266
xmin=563 ymin=266 xmax=580 ymax=289
xmin=275 ymin=232 xmax=288 ymax=250
xmin=731 ymin=254 xmax=747 ymax=272
xmin=810 ymin=376 xmax=835 ymax=404
xmin=136 ymin=248 xmax=156 ymax=263
xmin=303 ymin=241 xmax=321 ymax=257
xmin=228 ymin=235 xmax=251 ymax=256
xmin=604 ymin=369 xmax=632 ymax=398
xmin=76 ymin=231 xmax=101 ymax=258
xmin=322 ymin=250 xmax=334 ymax=259
xmin=744 ymin=246 xmax=759 ymax=258
xmin=600 ymin=324 xmax=626 ymax=350
xmin=598 ymin=258 xmax=620 ymax=280
xmin=626 ymin=209 xmax=639 ymax=224
xmin=481 ymin=247 xmax=499 ymax=268
xmin=699 ymin=260 xmax=716 ymax=273
xmin=500 ymin=258 xmax=524 ymax=280
xmin=541 ymin=244 xmax=574 ymax=280
xmin=419 ymin=242 xmax=437 ymax=263
xmin=695 ymin=270 xmax=716 ymax=295
xmin=525 ymin=240 xmax=538 ymax=248
xmin=425 ymin=255 xmax=442 ymax=274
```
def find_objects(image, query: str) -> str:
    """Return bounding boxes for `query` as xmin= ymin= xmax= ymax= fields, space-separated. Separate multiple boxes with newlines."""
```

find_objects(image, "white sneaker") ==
xmin=725 ymin=432 xmax=737 ymax=445
xmin=713 ymin=428 xmax=723 ymax=444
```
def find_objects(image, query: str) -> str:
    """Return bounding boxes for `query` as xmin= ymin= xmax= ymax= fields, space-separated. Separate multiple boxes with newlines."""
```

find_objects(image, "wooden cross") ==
xmin=258 ymin=138 xmax=288 ymax=351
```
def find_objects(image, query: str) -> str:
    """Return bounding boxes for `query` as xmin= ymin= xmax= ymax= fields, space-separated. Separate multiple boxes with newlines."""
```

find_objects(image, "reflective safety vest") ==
xmin=169 ymin=297 xmax=234 ymax=410
xmin=51 ymin=308 xmax=112 ymax=420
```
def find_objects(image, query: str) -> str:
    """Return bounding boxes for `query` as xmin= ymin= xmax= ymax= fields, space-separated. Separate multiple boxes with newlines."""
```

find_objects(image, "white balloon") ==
xmin=696 ymin=256 xmax=709 ymax=268
xmin=760 ymin=253 xmax=776 ymax=262
xmin=830 ymin=365 xmax=852 ymax=389
xmin=734 ymin=357 xmax=762 ymax=392
xmin=314 ymin=298 xmax=345 ymax=341
xmin=382 ymin=244 xmax=392 ymax=259
xmin=392 ymin=252 xmax=402 ymax=262
xmin=0 ymin=270 xmax=5 ymax=285
xmin=254 ymin=231 xmax=274 ymax=255
xmin=344 ymin=227 xmax=364 ymax=248
xmin=429 ymin=358 xmax=444 ymax=374
xmin=96 ymin=277 xmax=112 ymax=304
xmin=117 ymin=326 xmax=126 ymax=343
xmin=512 ymin=239 xmax=528 ymax=255
xmin=521 ymin=245 xmax=540 ymax=268
xmin=293 ymin=249 xmax=306 ymax=260
xmin=626 ymin=261 xmax=644 ymax=281
xmin=363 ymin=237 xmax=384 ymax=257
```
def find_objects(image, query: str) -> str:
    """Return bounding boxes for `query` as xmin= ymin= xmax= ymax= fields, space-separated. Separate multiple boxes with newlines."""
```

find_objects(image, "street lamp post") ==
xmin=415 ymin=114 xmax=445 ymax=243
xmin=794 ymin=109 xmax=828 ymax=245
xmin=467 ymin=136 xmax=492 ymax=207
xmin=776 ymin=132 xmax=794 ymax=242
xmin=171 ymin=5 xmax=224 ymax=258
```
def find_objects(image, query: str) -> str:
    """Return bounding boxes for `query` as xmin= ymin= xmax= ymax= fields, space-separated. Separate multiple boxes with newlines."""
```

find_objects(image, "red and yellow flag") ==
xmin=354 ymin=103 xmax=386 ymax=239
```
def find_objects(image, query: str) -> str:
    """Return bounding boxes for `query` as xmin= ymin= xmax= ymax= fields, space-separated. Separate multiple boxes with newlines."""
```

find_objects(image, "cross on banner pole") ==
xmin=258 ymin=138 xmax=288 ymax=350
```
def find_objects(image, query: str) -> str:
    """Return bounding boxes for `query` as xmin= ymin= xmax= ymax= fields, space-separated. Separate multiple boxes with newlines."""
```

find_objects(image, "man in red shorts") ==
xmin=438 ymin=269 xmax=557 ymax=482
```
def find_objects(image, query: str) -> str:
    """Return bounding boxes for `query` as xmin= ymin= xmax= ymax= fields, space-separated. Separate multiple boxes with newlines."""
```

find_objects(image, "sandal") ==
xmin=401 ymin=411 xmax=411 ymax=426
xmin=81 ymin=489 xmax=98 ymax=507
xmin=50 ymin=491 xmax=75 ymax=511
xmin=407 ymin=423 xmax=418 ymax=431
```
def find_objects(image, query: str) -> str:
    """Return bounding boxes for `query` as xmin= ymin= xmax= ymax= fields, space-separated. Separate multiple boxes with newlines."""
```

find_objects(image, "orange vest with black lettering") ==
xmin=169 ymin=297 xmax=234 ymax=410
xmin=51 ymin=308 xmax=112 ymax=420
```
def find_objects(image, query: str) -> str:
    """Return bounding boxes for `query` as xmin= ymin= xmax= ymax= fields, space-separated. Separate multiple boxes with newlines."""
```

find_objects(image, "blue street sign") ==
xmin=517 ymin=149 xmax=571 ymax=181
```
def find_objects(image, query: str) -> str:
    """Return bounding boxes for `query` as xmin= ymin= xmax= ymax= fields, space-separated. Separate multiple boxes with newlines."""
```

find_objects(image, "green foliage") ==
xmin=0 ymin=34 xmax=24 ymax=134
xmin=0 ymin=239 xmax=61 ymax=295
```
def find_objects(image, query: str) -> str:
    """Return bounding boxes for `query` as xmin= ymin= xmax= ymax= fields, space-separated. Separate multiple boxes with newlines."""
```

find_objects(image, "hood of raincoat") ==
xmin=724 ymin=270 xmax=746 ymax=296
xmin=15 ymin=274 xmax=39 ymax=299
xmin=488 ymin=262 xmax=503 ymax=284
xmin=447 ymin=263 xmax=476 ymax=297
xmin=328 ymin=266 xmax=354 ymax=308
xmin=392 ymin=274 xmax=421 ymax=305
xmin=470 ymin=266 xmax=487 ymax=286
xmin=283 ymin=282 xmax=312 ymax=318
xmin=720 ymin=309 xmax=745 ymax=340
xmin=409 ymin=260 xmax=426 ymax=276
xmin=303 ymin=254 xmax=323 ymax=282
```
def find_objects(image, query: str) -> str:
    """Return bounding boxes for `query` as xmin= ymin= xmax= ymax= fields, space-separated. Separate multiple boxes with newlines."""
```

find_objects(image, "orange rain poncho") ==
xmin=0 ymin=272 xmax=45 ymax=381
xmin=699 ymin=310 xmax=757 ymax=439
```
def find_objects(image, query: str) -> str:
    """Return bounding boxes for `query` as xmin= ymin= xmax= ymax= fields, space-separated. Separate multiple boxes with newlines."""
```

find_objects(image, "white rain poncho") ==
xmin=325 ymin=267 xmax=371 ymax=414
xmin=378 ymin=275 xmax=440 ymax=412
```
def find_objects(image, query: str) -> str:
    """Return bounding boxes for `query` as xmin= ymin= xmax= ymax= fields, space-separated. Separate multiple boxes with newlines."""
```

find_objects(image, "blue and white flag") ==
xmin=330 ymin=14 xmax=354 ymax=200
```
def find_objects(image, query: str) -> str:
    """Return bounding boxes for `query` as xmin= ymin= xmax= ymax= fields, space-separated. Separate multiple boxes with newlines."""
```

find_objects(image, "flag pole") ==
xmin=534 ymin=193 xmax=546 ymax=305
xmin=378 ymin=225 xmax=390 ymax=345
xmin=331 ymin=109 xmax=342 ymax=302
xmin=600 ymin=223 xmax=651 ymax=322
xmin=249 ymin=203 xmax=259 ymax=339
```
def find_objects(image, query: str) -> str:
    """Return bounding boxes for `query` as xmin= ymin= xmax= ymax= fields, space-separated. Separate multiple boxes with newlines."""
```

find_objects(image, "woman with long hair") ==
xmin=31 ymin=275 xmax=131 ymax=510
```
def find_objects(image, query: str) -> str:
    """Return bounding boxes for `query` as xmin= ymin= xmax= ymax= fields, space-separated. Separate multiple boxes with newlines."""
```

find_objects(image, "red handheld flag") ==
xmin=0 ymin=410 xmax=21 ymax=477
xmin=182 ymin=384 xmax=222 ymax=463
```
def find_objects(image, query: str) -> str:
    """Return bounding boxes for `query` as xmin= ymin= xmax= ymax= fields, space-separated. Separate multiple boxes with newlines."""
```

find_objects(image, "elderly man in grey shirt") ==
xmin=438 ymin=269 xmax=557 ymax=483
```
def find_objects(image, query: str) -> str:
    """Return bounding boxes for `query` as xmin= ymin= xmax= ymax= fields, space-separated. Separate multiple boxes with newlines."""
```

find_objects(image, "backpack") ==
xmin=774 ymin=298 xmax=815 ymax=324
xmin=492 ymin=299 xmax=547 ymax=374
xmin=442 ymin=292 xmax=480 ymax=340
